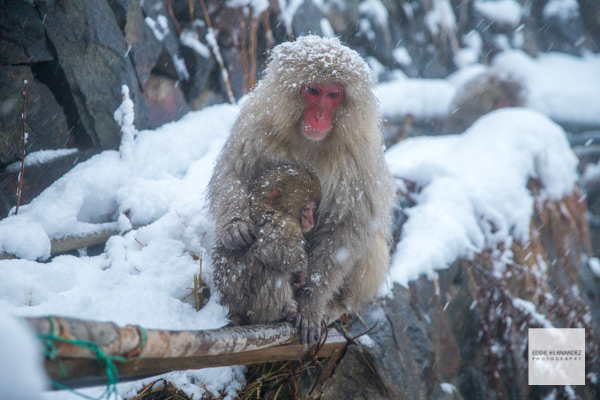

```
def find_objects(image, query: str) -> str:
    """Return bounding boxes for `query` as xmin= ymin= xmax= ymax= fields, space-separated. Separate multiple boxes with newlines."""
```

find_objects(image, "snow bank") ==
xmin=474 ymin=0 xmax=522 ymax=26
xmin=377 ymin=50 xmax=600 ymax=127
xmin=0 ymin=104 xmax=237 ymax=260
xmin=425 ymin=0 xmax=456 ymax=36
xmin=493 ymin=50 xmax=600 ymax=126
xmin=385 ymin=108 xmax=577 ymax=288
xmin=5 ymin=149 xmax=79 ymax=172
xmin=543 ymin=0 xmax=579 ymax=20
xmin=375 ymin=78 xmax=455 ymax=120
xmin=0 ymin=103 xmax=239 ymax=323
xmin=0 ymin=313 xmax=47 ymax=400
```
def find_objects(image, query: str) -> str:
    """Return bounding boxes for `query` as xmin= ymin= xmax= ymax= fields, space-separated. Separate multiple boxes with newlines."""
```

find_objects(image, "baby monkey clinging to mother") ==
xmin=212 ymin=166 xmax=321 ymax=325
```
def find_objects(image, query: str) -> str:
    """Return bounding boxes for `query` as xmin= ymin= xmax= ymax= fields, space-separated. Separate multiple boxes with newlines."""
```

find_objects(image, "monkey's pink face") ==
xmin=300 ymin=202 xmax=316 ymax=233
xmin=301 ymin=83 xmax=345 ymax=141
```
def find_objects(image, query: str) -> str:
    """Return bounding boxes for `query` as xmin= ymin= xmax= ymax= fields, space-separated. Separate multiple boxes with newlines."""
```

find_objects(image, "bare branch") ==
xmin=15 ymin=80 xmax=28 ymax=215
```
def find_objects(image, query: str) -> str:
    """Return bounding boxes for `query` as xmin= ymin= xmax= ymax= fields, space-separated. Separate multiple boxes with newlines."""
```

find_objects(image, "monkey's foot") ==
xmin=294 ymin=310 xmax=324 ymax=347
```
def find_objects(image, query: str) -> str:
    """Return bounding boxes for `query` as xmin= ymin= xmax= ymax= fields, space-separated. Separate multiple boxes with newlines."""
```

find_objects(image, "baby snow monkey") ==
xmin=212 ymin=165 xmax=320 ymax=325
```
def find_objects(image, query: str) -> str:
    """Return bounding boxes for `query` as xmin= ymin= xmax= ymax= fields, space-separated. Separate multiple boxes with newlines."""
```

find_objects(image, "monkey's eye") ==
xmin=327 ymin=91 xmax=339 ymax=99
xmin=302 ymin=205 xmax=311 ymax=213
xmin=306 ymin=85 xmax=319 ymax=96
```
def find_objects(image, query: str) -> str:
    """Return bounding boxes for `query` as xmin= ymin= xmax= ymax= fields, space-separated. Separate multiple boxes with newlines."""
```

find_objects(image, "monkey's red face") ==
xmin=300 ymin=202 xmax=316 ymax=233
xmin=301 ymin=83 xmax=345 ymax=141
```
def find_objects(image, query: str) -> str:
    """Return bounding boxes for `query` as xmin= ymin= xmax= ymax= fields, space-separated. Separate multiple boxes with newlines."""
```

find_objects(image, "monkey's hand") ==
xmin=283 ymin=300 xmax=298 ymax=322
xmin=294 ymin=293 xmax=325 ymax=346
xmin=218 ymin=218 xmax=256 ymax=250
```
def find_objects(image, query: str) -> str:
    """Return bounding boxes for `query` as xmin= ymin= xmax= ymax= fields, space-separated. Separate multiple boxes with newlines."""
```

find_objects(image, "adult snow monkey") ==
xmin=208 ymin=35 xmax=395 ymax=345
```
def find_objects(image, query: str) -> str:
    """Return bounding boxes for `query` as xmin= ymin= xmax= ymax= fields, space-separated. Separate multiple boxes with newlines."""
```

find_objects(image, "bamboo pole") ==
xmin=25 ymin=316 xmax=347 ymax=389
xmin=0 ymin=225 xmax=142 ymax=260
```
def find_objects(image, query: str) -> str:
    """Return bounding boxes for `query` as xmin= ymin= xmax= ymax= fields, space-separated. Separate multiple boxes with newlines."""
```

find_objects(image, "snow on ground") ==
xmin=0 ymin=48 xmax=594 ymax=398
xmin=0 ymin=104 xmax=245 ymax=399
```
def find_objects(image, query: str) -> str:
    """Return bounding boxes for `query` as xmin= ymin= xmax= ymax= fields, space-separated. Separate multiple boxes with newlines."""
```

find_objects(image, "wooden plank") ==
xmin=25 ymin=316 xmax=347 ymax=389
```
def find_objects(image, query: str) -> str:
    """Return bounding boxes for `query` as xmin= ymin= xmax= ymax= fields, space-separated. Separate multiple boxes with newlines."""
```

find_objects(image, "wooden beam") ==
xmin=0 ymin=225 xmax=141 ymax=260
xmin=25 ymin=316 xmax=347 ymax=389
xmin=49 ymin=229 xmax=121 ymax=255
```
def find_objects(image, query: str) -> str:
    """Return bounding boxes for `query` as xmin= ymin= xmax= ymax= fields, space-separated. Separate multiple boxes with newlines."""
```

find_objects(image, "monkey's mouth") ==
xmin=301 ymin=226 xmax=313 ymax=234
xmin=302 ymin=125 xmax=330 ymax=141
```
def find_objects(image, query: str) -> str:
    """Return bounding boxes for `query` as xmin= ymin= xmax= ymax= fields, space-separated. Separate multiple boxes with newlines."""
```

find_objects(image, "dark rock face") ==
xmin=531 ymin=0 xmax=586 ymax=56
xmin=122 ymin=0 xmax=163 ymax=86
xmin=320 ymin=344 xmax=390 ymax=400
xmin=0 ymin=150 xmax=97 ymax=219
xmin=179 ymin=39 xmax=214 ymax=108
xmin=291 ymin=0 xmax=325 ymax=37
xmin=0 ymin=1 xmax=53 ymax=65
xmin=0 ymin=66 xmax=69 ymax=166
xmin=140 ymin=0 xmax=187 ymax=82
xmin=36 ymin=0 xmax=150 ymax=149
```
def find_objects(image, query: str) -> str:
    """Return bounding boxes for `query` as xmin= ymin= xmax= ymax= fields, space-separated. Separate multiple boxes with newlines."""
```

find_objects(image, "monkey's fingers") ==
xmin=221 ymin=220 xmax=256 ymax=250
xmin=294 ymin=314 xmax=307 ymax=344
xmin=295 ymin=314 xmax=321 ymax=346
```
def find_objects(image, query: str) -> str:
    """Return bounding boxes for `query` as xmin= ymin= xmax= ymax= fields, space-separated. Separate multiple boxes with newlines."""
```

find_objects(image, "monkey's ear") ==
xmin=268 ymin=187 xmax=284 ymax=206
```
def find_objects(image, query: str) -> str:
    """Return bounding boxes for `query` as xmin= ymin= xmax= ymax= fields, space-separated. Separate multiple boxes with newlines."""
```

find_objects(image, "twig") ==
xmin=240 ymin=14 xmax=249 ymax=93
xmin=15 ymin=80 xmax=28 ymax=215
xmin=187 ymin=0 xmax=195 ymax=25
xmin=164 ymin=0 xmax=181 ymax=35
xmin=248 ymin=6 xmax=259 ymax=90
xmin=198 ymin=252 xmax=204 ymax=308
xmin=200 ymin=381 xmax=218 ymax=399
xmin=194 ymin=275 xmax=200 ymax=311
xmin=263 ymin=8 xmax=275 ymax=48
xmin=187 ymin=251 xmax=207 ymax=311
xmin=198 ymin=0 xmax=236 ymax=104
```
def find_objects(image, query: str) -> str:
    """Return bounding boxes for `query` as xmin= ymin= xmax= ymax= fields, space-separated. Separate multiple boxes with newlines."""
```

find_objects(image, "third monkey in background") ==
xmin=443 ymin=71 xmax=525 ymax=134
xmin=212 ymin=165 xmax=320 ymax=325
xmin=208 ymin=36 xmax=395 ymax=345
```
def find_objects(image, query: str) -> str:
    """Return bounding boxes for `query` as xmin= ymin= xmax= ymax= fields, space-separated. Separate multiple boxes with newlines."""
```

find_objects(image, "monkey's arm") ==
xmin=209 ymin=170 xmax=256 ymax=250
xmin=208 ymin=131 xmax=262 ymax=250
xmin=295 ymin=219 xmax=361 ymax=345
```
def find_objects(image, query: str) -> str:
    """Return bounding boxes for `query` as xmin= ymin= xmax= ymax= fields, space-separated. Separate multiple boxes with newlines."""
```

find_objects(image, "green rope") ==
xmin=37 ymin=317 xmax=147 ymax=400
